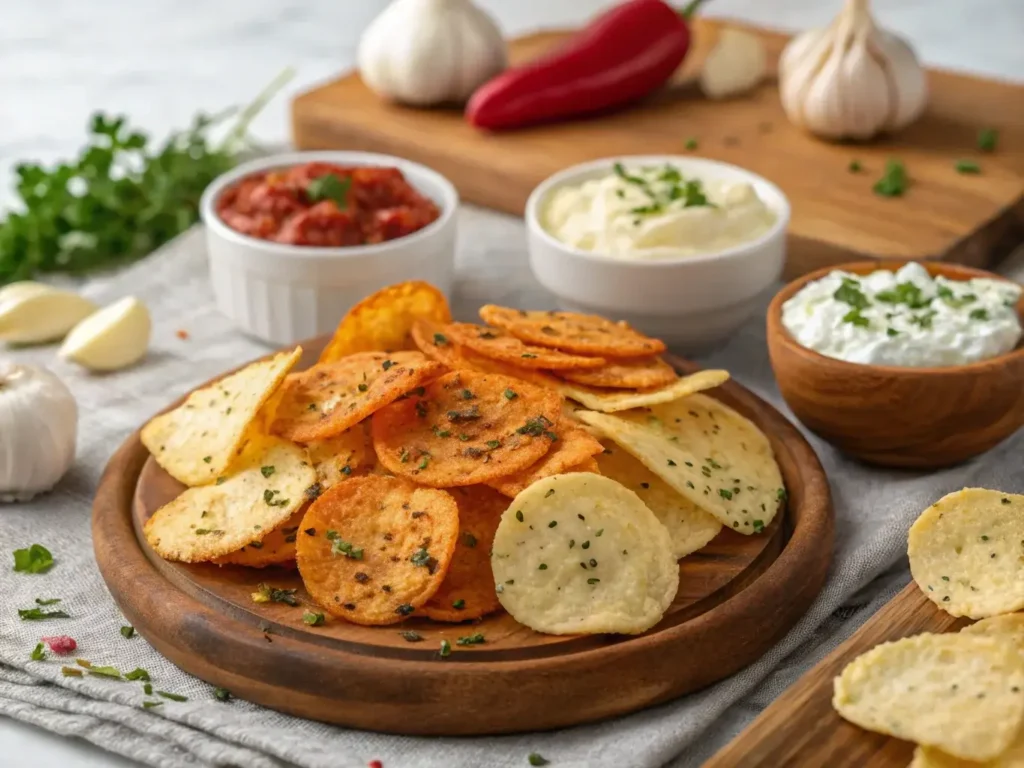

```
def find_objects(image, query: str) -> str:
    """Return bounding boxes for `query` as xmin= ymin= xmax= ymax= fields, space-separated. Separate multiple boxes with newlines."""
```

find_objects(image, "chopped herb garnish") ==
xmin=433 ymin=426 xmax=451 ymax=437
xmin=886 ymin=327 xmax=899 ymax=337
xmin=382 ymin=360 xmax=394 ymax=371
xmin=305 ymin=482 xmax=324 ymax=500
xmin=834 ymin=278 xmax=871 ymax=310
xmin=12 ymin=543 xmax=54 ymax=574
xmin=124 ymin=667 xmax=150 ymax=681
xmin=516 ymin=510 xmax=524 ymax=522
xmin=452 ymin=599 xmax=465 ymax=610
xmin=955 ymin=159 xmax=981 ymax=174
xmin=521 ymin=353 xmax=537 ymax=359
xmin=752 ymin=520 xmax=765 ymax=533
xmin=306 ymin=173 xmax=352 ymax=207
xmin=667 ymin=459 xmax=677 ymax=467
xmin=587 ymin=578 xmax=600 ymax=585
xmin=417 ymin=455 xmax=430 ymax=470
xmin=35 ymin=597 xmax=61 ymax=606
xmin=842 ymin=308 xmax=870 ymax=328
xmin=302 ymin=611 xmax=326 ymax=627
xmin=544 ymin=489 xmax=555 ymax=498
xmin=485 ymin=440 xmax=502 ymax=450
xmin=395 ymin=604 xmax=415 ymax=616
xmin=969 ymin=308 xmax=989 ymax=321
xmin=411 ymin=547 xmax=438 ymax=573
xmin=213 ymin=687 xmax=232 ymax=702
xmin=456 ymin=633 xmax=485 ymax=646
xmin=684 ymin=138 xmax=698 ymax=151
xmin=260 ymin=465 xmax=275 ymax=478
xmin=462 ymin=533 xmax=478 ymax=548
xmin=504 ymin=388 xmax=518 ymax=400
xmin=61 ymin=666 xmax=83 ymax=677
xmin=358 ymin=383 xmax=368 ymax=392
xmin=538 ymin=563 xmax=548 ymax=570
xmin=202 ymin=456 xmax=212 ymax=463
xmin=433 ymin=332 xmax=448 ymax=345
xmin=548 ymin=521 xmax=557 ymax=528
xmin=848 ymin=160 xmax=862 ymax=173
xmin=613 ymin=162 xmax=647 ymax=185
xmin=719 ymin=488 xmax=733 ymax=500
xmin=528 ymin=754 xmax=550 ymax=766
xmin=873 ymin=159 xmax=908 ymax=197
xmin=120 ymin=625 xmax=135 ymax=639
xmin=143 ymin=701 xmax=163 ymax=709
xmin=400 ymin=631 xmax=423 ymax=642
xmin=447 ymin=405 xmax=481 ymax=422
xmin=18 ymin=608 xmax=70 ymax=620
xmin=876 ymin=281 xmax=930 ymax=309
xmin=252 ymin=583 xmax=299 ymax=606
xmin=439 ymin=639 xmax=451 ymax=658
xmin=1003 ymin=498 xmax=1011 ymax=505
xmin=156 ymin=690 xmax=188 ymax=702
xmin=30 ymin=643 xmax=45 ymax=661
xmin=977 ymin=128 xmax=998 ymax=152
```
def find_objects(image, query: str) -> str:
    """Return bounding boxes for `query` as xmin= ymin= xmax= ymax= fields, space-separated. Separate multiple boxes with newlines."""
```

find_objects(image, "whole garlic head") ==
xmin=0 ymin=362 xmax=77 ymax=503
xmin=358 ymin=0 xmax=507 ymax=106
xmin=779 ymin=0 xmax=927 ymax=140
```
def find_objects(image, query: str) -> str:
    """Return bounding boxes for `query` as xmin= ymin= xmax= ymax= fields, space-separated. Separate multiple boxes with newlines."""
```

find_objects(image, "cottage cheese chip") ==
xmin=491 ymin=472 xmax=678 ymax=635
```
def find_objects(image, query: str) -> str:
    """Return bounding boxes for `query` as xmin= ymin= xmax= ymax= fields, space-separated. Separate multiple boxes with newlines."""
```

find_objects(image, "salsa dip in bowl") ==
xmin=525 ymin=156 xmax=790 ymax=353
xmin=200 ymin=151 xmax=458 ymax=345
xmin=767 ymin=261 xmax=1024 ymax=469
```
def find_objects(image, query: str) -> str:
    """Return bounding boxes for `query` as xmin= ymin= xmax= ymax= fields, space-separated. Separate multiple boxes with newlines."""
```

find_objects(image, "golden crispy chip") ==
xmin=143 ymin=436 xmax=315 ymax=563
xmin=571 ymin=456 xmax=600 ymax=474
xmin=304 ymin=422 xmax=373 ymax=489
xmin=371 ymin=370 xmax=562 ymax=488
xmin=909 ymin=489 xmax=1024 ymax=619
xmin=912 ymin=730 xmax=1024 ymax=768
xmin=487 ymin=421 xmax=604 ymax=498
xmin=556 ymin=356 xmax=678 ymax=390
xmin=319 ymin=281 xmax=452 ymax=364
xmin=558 ymin=369 xmax=729 ymax=413
xmin=480 ymin=305 xmax=666 ymax=357
xmin=214 ymin=506 xmax=305 ymax=568
xmin=492 ymin=472 xmax=678 ymax=634
xmin=577 ymin=393 xmax=784 ymax=535
xmin=597 ymin=442 xmax=722 ymax=559
xmin=295 ymin=475 xmax=459 ymax=625
xmin=422 ymin=485 xmax=507 ymax=622
xmin=961 ymin=614 xmax=1024 ymax=660
xmin=141 ymin=347 xmax=301 ymax=486
xmin=833 ymin=633 xmax=1024 ymax=761
xmin=270 ymin=351 xmax=446 ymax=443
xmin=411 ymin=318 xmax=464 ymax=367
xmin=445 ymin=323 xmax=606 ymax=370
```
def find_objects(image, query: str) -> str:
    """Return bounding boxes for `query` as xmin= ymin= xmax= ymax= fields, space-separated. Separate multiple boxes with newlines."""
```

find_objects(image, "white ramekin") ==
xmin=199 ymin=151 xmax=459 ymax=345
xmin=525 ymin=155 xmax=790 ymax=353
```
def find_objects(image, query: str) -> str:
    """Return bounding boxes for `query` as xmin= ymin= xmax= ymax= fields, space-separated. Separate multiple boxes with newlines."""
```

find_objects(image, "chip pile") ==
xmin=832 ymin=489 xmax=1024 ymax=763
xmin=141 ymin=281 xmax=785 ymax=636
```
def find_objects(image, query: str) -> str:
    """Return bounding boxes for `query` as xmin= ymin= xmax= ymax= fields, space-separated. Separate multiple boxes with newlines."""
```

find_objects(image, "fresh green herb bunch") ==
xmin=0 ymin=69 xmax=293 ymax=284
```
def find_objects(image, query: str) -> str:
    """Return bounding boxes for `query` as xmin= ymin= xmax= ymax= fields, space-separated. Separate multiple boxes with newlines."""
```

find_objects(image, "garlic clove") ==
xmin=834 ymin=32 xmax=893 ymax=140
xmin=0 ymin=289 xmax=98 ymax=345
xmin=699 ymin=29 xmax=767 ymax=99
xmin=779 ymin=27 xmax=837 ymax=131
xmin=59 ymin=296 xmax=151 ymax=372
xmin=0 ymin=281 xmax=54 ymax=307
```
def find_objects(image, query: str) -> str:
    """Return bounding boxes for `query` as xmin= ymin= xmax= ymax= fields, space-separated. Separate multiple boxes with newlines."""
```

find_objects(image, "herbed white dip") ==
xmin=542 ymin=162 xmax=777 ymax=259
xmin=781 ymin=263 xmax=1022 ymax=367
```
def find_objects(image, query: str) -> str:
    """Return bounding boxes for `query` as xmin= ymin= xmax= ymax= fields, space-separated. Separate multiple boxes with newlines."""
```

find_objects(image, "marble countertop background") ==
xmin=1 ymin=1 xmax=1021 ymax=766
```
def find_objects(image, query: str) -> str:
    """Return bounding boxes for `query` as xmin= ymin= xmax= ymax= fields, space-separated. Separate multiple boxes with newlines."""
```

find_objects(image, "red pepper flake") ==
xmin=176 ymin=329 xmax=189 ymax=340
xmin=368 ymin=761 xmax=384 ymax=768
xmin=41 ymin=635 xmax=77 ymax=654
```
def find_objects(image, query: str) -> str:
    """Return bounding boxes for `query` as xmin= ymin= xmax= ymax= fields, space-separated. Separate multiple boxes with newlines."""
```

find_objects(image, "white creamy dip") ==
xmin=542 ymin=162 xmax=777 ymax=259
xmin=781 ymin=263 xmax=1022 ymax=367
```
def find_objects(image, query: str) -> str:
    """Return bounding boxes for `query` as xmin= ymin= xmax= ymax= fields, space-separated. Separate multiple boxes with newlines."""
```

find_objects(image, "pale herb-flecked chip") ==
xmin=833 ymin=633 xmax=1024 ymax=761
xmin=491 ymin=472 xmax=678 ymax=635
xmin=143 ymin=436 xmax=315 ymax=563
xmin=557 ymin=369 xmax=729 ymax=413
xmin=911 ymin=729 xmax=1024 ymax=767
xmin=577 ymin=394 xmax=783 ymax=535
xmin=141 ymin=347 xmax=301 ymax=486
xmin=909 ymin=489 xmax=1024 ymax=619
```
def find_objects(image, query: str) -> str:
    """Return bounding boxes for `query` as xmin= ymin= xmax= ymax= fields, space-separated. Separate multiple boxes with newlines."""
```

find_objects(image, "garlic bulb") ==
xmin=0 ymin=285 xmax=97 ymax=345
xmin=0 ymin=362 xmax=77 ymax=502
xmin=779 ymin=0 xmax=928 ymax=140
xmin=358 ymin=0 xmax=507 ymax=106
xmin=700 ymin=29 xmax=767 ymax=99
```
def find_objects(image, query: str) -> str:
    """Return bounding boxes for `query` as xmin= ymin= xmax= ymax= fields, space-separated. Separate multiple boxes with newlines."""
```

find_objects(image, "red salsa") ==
xmin=216 ymin=162 xmax=441 ymax=247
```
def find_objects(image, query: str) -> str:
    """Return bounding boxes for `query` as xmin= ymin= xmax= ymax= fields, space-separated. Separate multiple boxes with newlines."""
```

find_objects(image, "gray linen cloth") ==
xmin=0 ymin=213 xmax=1021 ymax=768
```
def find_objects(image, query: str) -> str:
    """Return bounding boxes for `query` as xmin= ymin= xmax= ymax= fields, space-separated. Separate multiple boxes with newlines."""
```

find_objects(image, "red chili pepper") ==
xmin=466 ymin=0 xmax=702 ymax=131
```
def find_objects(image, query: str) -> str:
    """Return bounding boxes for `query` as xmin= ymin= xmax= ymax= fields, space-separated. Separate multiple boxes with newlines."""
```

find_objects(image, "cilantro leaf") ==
xmin=13 ymin=544 xmax=54 ymax=573
xmin=873 ymin=159 xmax=908 ymax=197
xmin=306 ymin=173 xmax=352 ymax=208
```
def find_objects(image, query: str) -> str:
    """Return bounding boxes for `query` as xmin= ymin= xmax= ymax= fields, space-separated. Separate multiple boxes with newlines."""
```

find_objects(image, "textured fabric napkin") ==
xmin=0 ymin=213 xmax=1022 ymax=768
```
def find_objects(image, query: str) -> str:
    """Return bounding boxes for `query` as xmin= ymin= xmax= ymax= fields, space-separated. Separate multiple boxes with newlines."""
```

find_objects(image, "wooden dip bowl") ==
xmin=767 ymin=261 xmax=1024 ymax=469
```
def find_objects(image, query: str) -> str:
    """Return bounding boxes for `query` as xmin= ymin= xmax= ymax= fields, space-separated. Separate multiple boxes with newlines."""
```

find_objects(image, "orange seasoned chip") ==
xmin=270 ymin=351 xmax=446 ymax=443
xmin=214 ymin=506 xmax=305 ymax=568
xmin=487 ymin=421 xmax=605 ymax=498
xmin=445 ymin=323 xmax=606 ymax=370
xmin=296 ymin=475 xmax=459 ymax=625
xmin=411 ymin=318 xmax=464 ymax=368
xmin=422 ymin=485 xmax=507 ymax=622
xmin=319 ymin=281 xmax=452 ymax=364
xmin=480 ymin=305 xmax=666 ymax=358
xmin=571 ymin=456 xmax=600 ymax=474
xmin=556 ymin=356 xmax=677 ymax=390
xmin=304 ymin=422 xmax=373 ymax=489
xmin=371 ymin=370 xmax=562 ymax=488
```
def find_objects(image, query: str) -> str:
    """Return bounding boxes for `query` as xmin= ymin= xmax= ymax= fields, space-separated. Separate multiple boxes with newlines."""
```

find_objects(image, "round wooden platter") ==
xmin=93 ymin=341 xmax=834 ymax=736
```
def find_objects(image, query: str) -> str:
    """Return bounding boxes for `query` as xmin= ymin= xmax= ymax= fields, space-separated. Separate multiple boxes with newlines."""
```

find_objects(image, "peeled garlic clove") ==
xmin=699 ymin=29 xmax=767 ymax=99
xmin=59 ymin=296 xmax=151 ymax=372
xmin=0 ymin=281 xmax=54 ymax=307
xmin=0 ymin=289 xmax=98 ymax=345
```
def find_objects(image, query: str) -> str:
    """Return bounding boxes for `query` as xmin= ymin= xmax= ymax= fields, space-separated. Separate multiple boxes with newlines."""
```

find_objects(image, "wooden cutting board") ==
xmin=92 ymin=342 xmax=834 ymax=735
xmin=291 ymin=18 xmax=1024 ymax=280
xmin=706 ymin=581 xmax=968 ymax=766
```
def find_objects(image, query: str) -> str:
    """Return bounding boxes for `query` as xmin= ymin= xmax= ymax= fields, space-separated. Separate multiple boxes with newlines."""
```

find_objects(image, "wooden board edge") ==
xmin=705 ymin=581 xmax=965 ymax=766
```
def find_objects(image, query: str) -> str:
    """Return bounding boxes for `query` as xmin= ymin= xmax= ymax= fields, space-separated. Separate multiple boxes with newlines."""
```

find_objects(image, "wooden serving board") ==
xmin=92 ymin=341 xmax=834 ymax=736
xmin=291 ymin=18 xmax=1024 ymax=280
xmin=707 ymin=581 xmax=967 ymax=766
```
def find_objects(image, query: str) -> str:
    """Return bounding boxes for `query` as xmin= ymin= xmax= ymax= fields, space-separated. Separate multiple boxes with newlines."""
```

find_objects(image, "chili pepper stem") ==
xmin=679 ymin=0 xmax=707 ymax=19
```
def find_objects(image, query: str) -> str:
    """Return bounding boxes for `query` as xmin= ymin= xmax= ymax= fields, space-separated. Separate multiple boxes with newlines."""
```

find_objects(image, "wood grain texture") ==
xmin=290 ymin=19 xmax=1024 ymax=280
xmin=767 ymin=261 xmax=1024 ymax=469
xmin=92 ymin=342 xmax=834 ymax=736
xmin=707 ymin=582 xmax=968 ymax=767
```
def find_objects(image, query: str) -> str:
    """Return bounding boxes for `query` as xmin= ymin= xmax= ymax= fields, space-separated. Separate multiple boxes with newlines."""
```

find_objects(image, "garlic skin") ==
xmin=358 ymin=0 xmax=507 ymax=106
xmin=0 ymin=362 xmax=77 ymax=503
xmin=779 ymin=0 xmax=928 ymax=141
xmin=0 ymin=287 xmax=97 ymax=345
xmin=700 ymin=29 xmax=767 ymax=99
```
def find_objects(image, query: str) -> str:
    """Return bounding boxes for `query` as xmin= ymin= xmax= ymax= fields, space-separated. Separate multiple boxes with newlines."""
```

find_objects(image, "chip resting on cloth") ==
xmin=908 ymin=489 xmax=1024 ymax=619
xmin=597 ymin=442 xmax=722 ymax=559
xmin=557 ymin=369 xmax=729 ymax=413
xmin=371 ymin=370 xmax=563 ymax=487
xmin=444 ymin=322 xmax=607 ymax=370
xmin=577 ymin=393 xmax=784 ymax=534
xmin=296 ymin=475 xmax=459 ymax=625
xmin=421 ymin=485 xmax=507 ymax=622
xmin=832 ymin=632 xmax=1024 ymax=761
xmin=486 ymin=421 xmax=604 ymax=498
xmin=479 ymin=305 xmax=666 ymax=357
xmin=318 ymin=280 xmax=451 ymax=364
xmin=491 ymin=472 xmax=678 ymax=635
xmin=143 ymin=435 xmax=315 ymax=562
xmin=141 ymin=346 xmax=301 ymax=486
xmin=270 ymin=351 xmax=445 ymax=443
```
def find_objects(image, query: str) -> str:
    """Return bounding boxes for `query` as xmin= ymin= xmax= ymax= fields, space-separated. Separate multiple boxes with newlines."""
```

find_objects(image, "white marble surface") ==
xmin=0 ymin=1 xmax=1021 ymax=766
